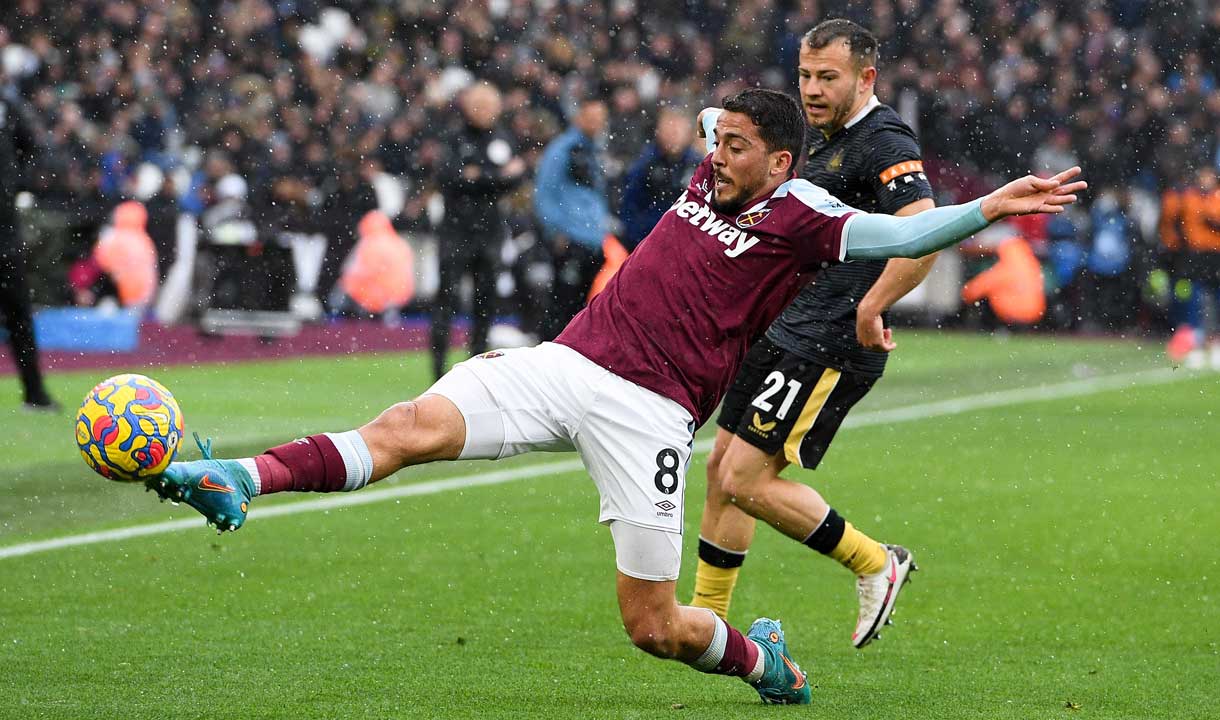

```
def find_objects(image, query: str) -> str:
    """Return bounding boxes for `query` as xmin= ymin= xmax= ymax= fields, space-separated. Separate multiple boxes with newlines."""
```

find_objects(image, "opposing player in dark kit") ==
xmin=145 ymin=90 xmax=1083 ymax=705
xmin=692 ymin=19 xmax=936 ymax=649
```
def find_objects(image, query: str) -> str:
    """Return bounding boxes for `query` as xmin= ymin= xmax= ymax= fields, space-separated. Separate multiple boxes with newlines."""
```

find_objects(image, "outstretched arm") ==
xmin=843 ymin=168 xmax=1085 ymax=261
xmin=855 ymin=198 xmax=937 ymax=351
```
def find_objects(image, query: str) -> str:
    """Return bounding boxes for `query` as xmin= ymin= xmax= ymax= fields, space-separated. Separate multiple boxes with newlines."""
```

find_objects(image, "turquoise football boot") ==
xmin=146 ymin=433 xmax=255 ymax=533
xmin=747 ymin=618 xmax=812 ymax=705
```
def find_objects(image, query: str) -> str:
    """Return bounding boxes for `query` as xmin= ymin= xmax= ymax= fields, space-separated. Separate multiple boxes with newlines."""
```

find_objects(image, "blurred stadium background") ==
xmin=1 ymin=0 xmax=1218 ymax=359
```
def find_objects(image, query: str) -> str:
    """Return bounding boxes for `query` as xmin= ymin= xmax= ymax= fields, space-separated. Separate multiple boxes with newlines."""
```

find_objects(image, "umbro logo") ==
xmin=655 ymin=500 xmax=676 ymax=512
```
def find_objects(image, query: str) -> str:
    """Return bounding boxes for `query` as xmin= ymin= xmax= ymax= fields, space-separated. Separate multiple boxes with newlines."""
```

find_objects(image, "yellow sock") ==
xmin=829 ymin=522 xmax=887 ymax=576
xmin=691 ymin=559 xmax=740 ymax=620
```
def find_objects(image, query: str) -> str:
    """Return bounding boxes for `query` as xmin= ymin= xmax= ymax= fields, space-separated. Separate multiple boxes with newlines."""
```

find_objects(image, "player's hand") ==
xmin=980 ymin=166 xmax=1086 ymax=221
xmin=696 ymin=107 xmax=719 ymax=138
xmin=857 ymin=311 xmax=896 ymax=352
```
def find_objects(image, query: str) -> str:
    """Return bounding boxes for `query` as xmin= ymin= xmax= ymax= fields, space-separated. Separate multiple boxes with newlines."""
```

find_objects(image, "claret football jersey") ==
xmin=557 ymin=154 xmax=858 ymax=425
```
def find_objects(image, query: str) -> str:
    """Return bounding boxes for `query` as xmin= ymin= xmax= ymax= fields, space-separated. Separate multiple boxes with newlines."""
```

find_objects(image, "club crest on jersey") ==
xmin=736 ymin=208 xmax=771 ymax=228
xmin=827 ymin=149 xmax=844 ymax=172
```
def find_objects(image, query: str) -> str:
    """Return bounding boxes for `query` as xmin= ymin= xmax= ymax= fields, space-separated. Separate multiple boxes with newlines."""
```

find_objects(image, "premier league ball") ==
xmin=76 ymin=374 xmax=184 ymax=482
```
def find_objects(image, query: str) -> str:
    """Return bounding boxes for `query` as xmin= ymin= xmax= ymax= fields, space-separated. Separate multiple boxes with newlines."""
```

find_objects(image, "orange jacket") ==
xmin=961 ymin=236 xmax=1045 ymax=325
xmin=1177 ymin=188 xmax=1220 ymax=252
xmin=1160 ymin=189 xmax=1182 ymax=250
xmin=93 ymin=201 xmax=157 ymax=306
xmin=587 ymin=235 xmax=629 ymax=301
xmin=342 ymin=211 xmax=415 ymax=313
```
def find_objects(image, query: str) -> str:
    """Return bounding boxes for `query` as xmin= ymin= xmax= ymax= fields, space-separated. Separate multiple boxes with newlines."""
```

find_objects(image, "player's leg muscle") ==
xmin=701 ymin=428 xmax=733 ymax=515
xmin=718 ymin=439 xmax=787 ymax=502
xmin=720 ymin=439 xmax=831 ymax=541
xmin=616 ymin=572 xmax=715 ymax=660
xmin=358 ymin=394 xmax=466 ymax=480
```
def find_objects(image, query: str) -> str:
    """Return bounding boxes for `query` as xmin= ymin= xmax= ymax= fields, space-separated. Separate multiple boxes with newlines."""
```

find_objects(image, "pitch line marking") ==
xmin=0 ymin=366 xmax=1193 ymax=561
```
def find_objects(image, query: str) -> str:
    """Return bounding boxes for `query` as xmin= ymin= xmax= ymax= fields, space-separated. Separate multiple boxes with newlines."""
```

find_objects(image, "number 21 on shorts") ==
xmin=751 ymin=370 xmax=802 ymax=420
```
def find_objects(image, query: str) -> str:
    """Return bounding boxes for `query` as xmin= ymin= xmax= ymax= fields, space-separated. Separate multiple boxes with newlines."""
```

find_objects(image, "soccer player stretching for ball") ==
xmin=693 ymin=19 xmax=938 ymax=648
xmin=148 ymin=90 xmax=1082 ymax=705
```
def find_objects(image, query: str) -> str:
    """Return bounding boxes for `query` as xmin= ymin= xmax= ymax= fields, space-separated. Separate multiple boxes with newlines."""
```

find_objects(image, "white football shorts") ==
xmin=423 ymin=342 xmax=694 ymax=581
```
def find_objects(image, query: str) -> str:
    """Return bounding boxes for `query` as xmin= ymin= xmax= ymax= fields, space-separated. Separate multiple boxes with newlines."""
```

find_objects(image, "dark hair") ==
xmin=803 ymin=19 xmax=878 ymax=70
xmin=721 ymin=88 xmax=806 ymax=169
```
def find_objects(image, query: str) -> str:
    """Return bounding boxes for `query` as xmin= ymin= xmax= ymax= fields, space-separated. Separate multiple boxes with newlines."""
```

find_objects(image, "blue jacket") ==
xmin=533 ymin=127 xmax=608 ymax=250
xmin=1088 ymin=202 xmax=1133 ymax=277
xmin=619 ymin=143 xmax=701 ymax=249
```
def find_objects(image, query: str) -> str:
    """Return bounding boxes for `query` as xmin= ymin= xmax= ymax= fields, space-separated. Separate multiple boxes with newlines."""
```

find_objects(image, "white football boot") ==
xmin=852 ymin=544 xmax=916 ymax=648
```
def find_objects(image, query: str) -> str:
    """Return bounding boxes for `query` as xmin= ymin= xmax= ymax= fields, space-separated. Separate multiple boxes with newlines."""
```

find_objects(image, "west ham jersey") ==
xmin=557 ymin=154 xmax=858 ymax=425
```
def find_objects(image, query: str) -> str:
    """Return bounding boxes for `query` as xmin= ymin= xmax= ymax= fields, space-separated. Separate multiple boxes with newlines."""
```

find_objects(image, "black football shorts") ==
xmin=718 ymin=336 xmax=876 ymax=469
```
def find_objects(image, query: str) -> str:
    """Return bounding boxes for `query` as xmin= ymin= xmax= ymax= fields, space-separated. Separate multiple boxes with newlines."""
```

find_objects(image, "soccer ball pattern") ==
xmin=76 ymin=374 xmax=183 ymax=482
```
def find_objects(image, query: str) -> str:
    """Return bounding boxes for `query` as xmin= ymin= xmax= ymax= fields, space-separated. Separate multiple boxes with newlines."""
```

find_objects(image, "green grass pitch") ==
xmin=1 ymin=333 xmax=1217 ymax=718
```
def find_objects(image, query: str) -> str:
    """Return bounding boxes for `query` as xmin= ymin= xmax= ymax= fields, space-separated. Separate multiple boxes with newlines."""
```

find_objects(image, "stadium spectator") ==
xmin=1162 ymin=166 xmax=1220 ymax=365
xmin=316 ymin=163 xmax=379 ymax=306
xmin=0 ymin=78 xmax=56 ymax=410
xmin=534 ymin=97 xmax=610 ymax=339
xmin=619 ymin=106 xmax=702 ymax=251
xmin=1032 ymin=130 xmax=1080 ymax=179
xmin=430 ymin=82 xmax=525 ymax=379
xmin=342 ymin=211 xmax=415 ymax=316
xmin=194 ymin=174 xmax=261 ymax=315
xmin=1084 ymin=188 xmax=1138 ymax=332
xmin=93 ymin=200 xmax=157 ymax=307
xmin=1044 ymin=212 xmax=1085 ymax=330
xmin=961 ymin=235 xmax=1047 ymax=328
xmin=145 ymin=176 xmax=180 ymax=284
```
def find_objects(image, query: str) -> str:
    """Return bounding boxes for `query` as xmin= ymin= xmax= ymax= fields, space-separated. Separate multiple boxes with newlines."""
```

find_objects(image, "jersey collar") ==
xmin=842 ymin=94 xmax=880 ymax=130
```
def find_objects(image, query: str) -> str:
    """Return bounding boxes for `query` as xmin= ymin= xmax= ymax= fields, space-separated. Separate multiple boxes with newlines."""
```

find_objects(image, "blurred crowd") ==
xmin=1 ymin=0 xmax=1219 ymax=342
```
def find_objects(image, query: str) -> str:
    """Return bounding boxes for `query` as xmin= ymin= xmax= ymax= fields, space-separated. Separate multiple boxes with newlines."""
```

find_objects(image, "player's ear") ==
xmin=771 ymin=150 xmax=794 ymax=178
xmin=859 ymin=65 xmax=878 ymax=89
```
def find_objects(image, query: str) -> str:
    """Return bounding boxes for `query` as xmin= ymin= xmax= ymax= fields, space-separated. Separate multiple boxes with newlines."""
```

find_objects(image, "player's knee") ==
xmin=373 ymin=401 xmax=419 ymax=436
xmin=623 ymin=614 xmax=680 ymax=659
xmin=704 ymin=451 xmax=728 ymax=500
xmin=362 ymin=401 xmax=420 ymax=460
xmin=705 ymin=443 xmax=724 ymax=479
xmin=719 ymin=460 xmax=758 ymax=505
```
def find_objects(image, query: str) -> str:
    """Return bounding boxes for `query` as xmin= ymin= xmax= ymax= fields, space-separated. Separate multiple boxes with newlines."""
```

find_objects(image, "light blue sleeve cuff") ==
xmin=700 ymin=108 xmax=722 ymax=154
xmin=842 ymin=198 xmax=989 ymax=261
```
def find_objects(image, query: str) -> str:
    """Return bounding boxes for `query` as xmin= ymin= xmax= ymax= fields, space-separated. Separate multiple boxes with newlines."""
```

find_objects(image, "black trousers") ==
xmin=0 ymin=208 xmax=49 ymax=403
xmin=541 ymin=239 xmax=602 ymax=341
xmin=431 ymin=233 xmax=499 ymax=379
